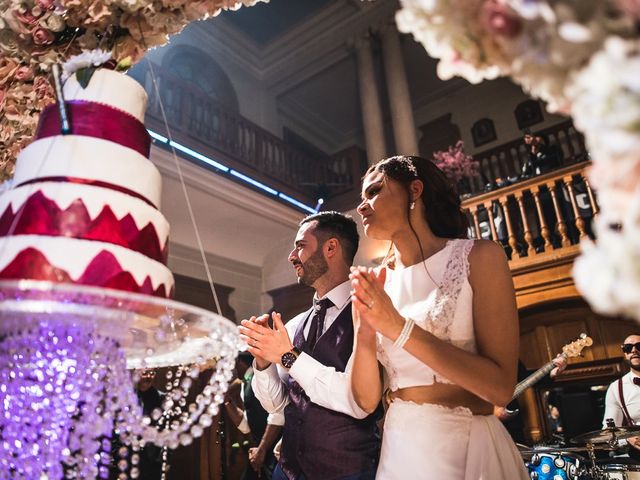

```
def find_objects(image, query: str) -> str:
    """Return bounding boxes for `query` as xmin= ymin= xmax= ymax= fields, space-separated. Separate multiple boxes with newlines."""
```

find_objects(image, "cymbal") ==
xmin=571 ymin=425 xmax=640 ymax=445
xmin=518 ymin=445 xmax=613 ymax=456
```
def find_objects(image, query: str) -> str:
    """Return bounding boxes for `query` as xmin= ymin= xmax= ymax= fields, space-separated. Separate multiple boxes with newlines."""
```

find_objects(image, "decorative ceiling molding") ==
xmin=186 ymin=0 xmax=398 ymax=91
xmin=261 ymin=0 xmax=399 ymax=91
xmin=187 ymin=20 xmax=264 ymax=80
xmin=267 ymin=44 xmax=351 ymax=97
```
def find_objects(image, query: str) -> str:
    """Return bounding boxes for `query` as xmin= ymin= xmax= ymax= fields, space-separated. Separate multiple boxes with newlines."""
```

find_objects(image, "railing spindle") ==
xmin=547 ymin=181 xmax=571 ymax=248
xmin=583 ymin=175 xmax=599 ymax=217
xmin=499 ymin=196 xmax=519 ymax=259
xmin=485 ymin=202 xmax=498 ymax=242
xmin=531 ymin=186 xmax=553 ymax=251
xmin=471 ymin=207 xmax=482 ymax=239
xmin=515 ymin=192 xmax=535 ymax=256
xmin=564 ymin=176 xmax=588 ymax=240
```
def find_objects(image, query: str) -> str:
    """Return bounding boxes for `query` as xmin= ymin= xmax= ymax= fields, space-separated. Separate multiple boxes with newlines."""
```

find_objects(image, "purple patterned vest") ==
xmin=279 ymin=304 xmax=380 ymax=480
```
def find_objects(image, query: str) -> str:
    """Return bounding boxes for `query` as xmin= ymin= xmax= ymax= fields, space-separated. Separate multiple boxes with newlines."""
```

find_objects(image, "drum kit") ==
xmin=521 ymin=425 xmax=640 ymax=479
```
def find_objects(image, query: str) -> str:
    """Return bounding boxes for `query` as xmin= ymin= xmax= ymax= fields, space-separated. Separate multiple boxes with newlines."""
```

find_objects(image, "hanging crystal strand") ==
xmin=160 ymin=446 xmax=169 ymax=480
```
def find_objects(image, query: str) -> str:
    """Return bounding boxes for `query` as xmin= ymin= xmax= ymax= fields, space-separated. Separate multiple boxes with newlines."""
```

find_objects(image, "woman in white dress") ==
xmin=349 ymin=156 xmax=528 ymax=479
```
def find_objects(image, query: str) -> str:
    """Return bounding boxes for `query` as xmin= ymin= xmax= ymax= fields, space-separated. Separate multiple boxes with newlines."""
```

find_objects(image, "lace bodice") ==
xmin=377 ymin=238 xmax=476 ymax=390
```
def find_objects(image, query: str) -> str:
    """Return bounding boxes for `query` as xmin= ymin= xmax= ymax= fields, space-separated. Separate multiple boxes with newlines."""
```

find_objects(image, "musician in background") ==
xmin=224 ymin=351 xmax=282 ymax=480
xmin=496 ymin=355 xmax=568 ymax=444
xmin=521 ymin=130 xmax=562 ymax=177
xmin=603 ymin=334 xmax=640 ymax=455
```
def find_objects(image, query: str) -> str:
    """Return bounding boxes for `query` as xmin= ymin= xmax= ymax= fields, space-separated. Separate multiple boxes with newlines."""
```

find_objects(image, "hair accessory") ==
xmin=393 ymin=318 xmax=415 ymax=349
xmin=405 ymin=158 xmax=419 ymax=178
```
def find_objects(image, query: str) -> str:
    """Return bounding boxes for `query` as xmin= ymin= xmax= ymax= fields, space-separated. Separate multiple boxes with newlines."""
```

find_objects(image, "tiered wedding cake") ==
xmin=0 ymin=68 xmax=174 ymax=297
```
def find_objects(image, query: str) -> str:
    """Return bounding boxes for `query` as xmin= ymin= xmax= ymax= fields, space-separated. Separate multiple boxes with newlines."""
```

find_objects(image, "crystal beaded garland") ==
xmin=0 ymin=322 xmax=131 ymax=479
xmin=0 ymin=280 xmax=241 ymax=479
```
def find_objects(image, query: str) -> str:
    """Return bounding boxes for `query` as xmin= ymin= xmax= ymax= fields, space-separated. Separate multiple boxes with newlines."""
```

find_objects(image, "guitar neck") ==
xmin=512 ymin=358 xmax=560 ymax=401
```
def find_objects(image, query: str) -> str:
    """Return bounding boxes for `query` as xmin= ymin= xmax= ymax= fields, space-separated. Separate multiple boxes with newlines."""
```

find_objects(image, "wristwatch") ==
xmin=280 ymin=347 xmax=301 ymax=369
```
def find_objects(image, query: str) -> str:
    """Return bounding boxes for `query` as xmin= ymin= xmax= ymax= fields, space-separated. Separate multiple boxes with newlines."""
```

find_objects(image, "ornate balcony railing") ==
xmin=462 ymin=162 xmax=598 ymax=266
xmin=470 ymin=120 xmax=588 ymax=194
xmin=130 ymin=62 xmax=366 ymax=206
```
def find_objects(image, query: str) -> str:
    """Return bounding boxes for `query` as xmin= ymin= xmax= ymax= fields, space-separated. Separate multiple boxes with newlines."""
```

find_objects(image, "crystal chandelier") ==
xmin=0 ymin=280 xmax=241 ymax=479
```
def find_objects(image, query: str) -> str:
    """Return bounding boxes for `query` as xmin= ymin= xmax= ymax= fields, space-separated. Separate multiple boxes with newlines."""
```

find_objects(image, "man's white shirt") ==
xmin=252 ymin=279 xmax=369 ymax=420
xmin=603 ymin=371 xmax=640 ymax=427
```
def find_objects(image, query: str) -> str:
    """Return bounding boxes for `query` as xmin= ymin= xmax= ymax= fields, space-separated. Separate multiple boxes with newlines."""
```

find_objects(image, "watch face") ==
xmin=281 ymin=351 xmax=297 ymax=368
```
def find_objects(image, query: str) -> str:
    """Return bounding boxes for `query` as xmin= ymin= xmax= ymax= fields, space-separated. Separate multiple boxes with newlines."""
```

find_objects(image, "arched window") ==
xmin=162 ymin=46 xmax=239 ymax=113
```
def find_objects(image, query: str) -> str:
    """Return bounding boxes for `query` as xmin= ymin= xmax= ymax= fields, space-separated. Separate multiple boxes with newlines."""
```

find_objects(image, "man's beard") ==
xmin=295 ymin=248 xmax=329 ymax=286
xmin=625 ymin=357 xmax=640 ymax=373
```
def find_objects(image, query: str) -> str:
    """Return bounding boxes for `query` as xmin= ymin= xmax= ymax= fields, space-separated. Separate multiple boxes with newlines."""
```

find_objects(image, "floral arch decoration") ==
xmin=396 ymin=0 xmax=640 ymax=321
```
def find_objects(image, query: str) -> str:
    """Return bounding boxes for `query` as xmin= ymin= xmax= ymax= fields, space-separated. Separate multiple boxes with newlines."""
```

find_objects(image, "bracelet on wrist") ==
xmin=393 ymin=318 xmax=415 ymax=349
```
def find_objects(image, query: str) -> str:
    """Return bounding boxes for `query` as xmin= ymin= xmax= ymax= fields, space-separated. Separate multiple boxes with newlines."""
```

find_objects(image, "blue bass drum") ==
xmin=526 ymin=453 xmax=579 ymax=480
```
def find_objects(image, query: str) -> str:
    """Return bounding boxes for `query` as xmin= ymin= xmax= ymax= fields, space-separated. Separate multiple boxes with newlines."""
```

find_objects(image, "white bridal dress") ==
xmin=375 ymin=239 xmax=528 ymax=480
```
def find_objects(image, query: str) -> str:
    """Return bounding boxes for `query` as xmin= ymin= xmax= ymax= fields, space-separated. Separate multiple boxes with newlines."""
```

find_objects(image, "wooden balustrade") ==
xmin=130 ymin=62 xmax=365 ymax=205
xmin=462 ymin=162 xmax=597 ymax=265
xmin=470 ymin=120 xmax=588 ymax=194
xmin=131 ymin=63 xmax=595 ymax=235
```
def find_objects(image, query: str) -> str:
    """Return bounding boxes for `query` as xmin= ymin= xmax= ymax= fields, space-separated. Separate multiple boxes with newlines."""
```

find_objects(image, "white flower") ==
xmin=574 ymin=191 xmax=640 ymax=320
xmin=396 ymin=0 xmax=508 ymax=84
xmin=567 ymin=36 xmax=640 ymax=219
xmin=44 ymin=13 xmax=65 ymax=33
xmin=0 ymin=177 xmax=14 ymax=195
xmin=61 ymin=49 xmax=113 ymax=82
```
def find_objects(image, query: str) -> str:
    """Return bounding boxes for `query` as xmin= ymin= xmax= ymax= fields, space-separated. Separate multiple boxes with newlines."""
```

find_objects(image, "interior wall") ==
xmin=168 ymin=242 xmax=263 ymax=323
xmin=413 ymin=77 xmax=568 ymax=157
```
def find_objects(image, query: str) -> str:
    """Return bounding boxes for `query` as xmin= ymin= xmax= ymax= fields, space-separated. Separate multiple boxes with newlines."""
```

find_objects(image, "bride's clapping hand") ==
xmin=350 ymin=266 xmax=403 ymax=339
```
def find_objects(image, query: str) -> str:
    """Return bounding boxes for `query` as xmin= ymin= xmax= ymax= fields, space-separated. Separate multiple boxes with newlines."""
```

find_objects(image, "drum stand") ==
xmin=582 ymin=439 xmax=622 ymax=480
xmin=583 ymin=442 xmax=607 ymax=480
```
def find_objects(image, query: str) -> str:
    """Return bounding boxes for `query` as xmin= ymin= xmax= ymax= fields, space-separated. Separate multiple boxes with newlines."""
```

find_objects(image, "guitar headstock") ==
xmin=562 ymin=333 xmax=593 ymax=358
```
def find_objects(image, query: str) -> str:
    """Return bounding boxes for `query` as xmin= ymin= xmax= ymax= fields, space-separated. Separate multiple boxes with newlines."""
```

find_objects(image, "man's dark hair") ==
xmin=299 ymin=211 xmax=359 ymax=265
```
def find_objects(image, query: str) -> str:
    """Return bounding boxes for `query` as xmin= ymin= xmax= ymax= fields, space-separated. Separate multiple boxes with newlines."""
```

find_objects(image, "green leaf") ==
xmin=75 ymin=67 xmax=97 ymax=89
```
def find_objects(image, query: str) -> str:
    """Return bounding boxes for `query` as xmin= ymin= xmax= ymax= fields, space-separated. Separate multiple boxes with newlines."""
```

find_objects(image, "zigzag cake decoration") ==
xmin=0 ymin=190 xmax=168 ymax=263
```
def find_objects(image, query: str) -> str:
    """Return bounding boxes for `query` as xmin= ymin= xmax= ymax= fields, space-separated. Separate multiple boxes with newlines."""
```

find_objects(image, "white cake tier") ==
xmin=14 ymin=135 xmax=162 ymax=208
xmin=63 ymin=69 xmax=148 ymax=122
xmin=0 ymin=182 xmax=169 ymax=251
xmin=0 ymin=234 xmax=174 ymax=297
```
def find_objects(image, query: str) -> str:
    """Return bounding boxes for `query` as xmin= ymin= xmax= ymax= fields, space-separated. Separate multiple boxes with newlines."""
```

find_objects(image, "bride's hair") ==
xmin=365 ymin=155 xmax=469 ymax=239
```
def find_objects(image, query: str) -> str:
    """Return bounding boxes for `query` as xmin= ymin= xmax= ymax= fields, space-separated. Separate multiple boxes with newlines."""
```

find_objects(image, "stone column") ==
xmin=380 ymin=21 xmax=419 ymax=156
xmin=354 ymin=33 xmax=387 ymax=165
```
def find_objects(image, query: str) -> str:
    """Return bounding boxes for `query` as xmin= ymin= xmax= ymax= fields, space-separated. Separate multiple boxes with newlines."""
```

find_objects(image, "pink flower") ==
xmin=14 ymin=10 xmax=40 ymax=27
xmin=0 ymin=56 xmax=19 ymax=86
xmin=32 ymin=27 xmax=55 ymax=46
xmin=14 ymin=65 xmax=34 ymax=82
xmin=432 ymin=141 xmax=479 ymax=184
xmin=33 ymin=75 xmax=55 ymax=101
xmin=36 ymin=0 xmax=56 ymax=9
xmin=480 ymin=0 xmax=522 ymax=38
xmin=616 ymin=0 xmax=640 ymax=20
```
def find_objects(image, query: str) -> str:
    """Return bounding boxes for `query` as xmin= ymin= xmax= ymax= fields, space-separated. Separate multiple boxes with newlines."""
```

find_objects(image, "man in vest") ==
xmin=603 ymin=334 xmax=640 ymax=456
xmin=239 ymin=211 xmax=380 ymax=480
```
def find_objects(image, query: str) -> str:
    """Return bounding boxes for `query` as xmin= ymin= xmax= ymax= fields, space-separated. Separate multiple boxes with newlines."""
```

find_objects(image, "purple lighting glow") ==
xmin=0 ymin=321 xmax=137 ymax=479
xmin=0 ymin=281 xmax=240 ymax=480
